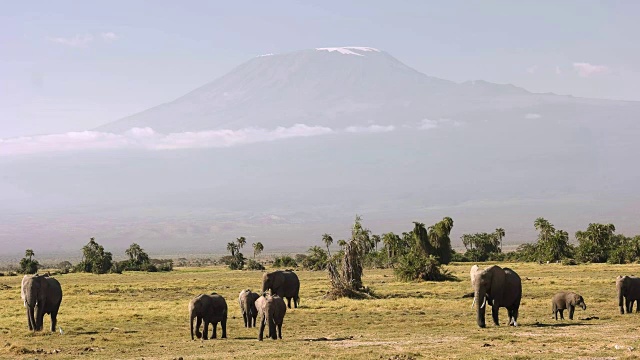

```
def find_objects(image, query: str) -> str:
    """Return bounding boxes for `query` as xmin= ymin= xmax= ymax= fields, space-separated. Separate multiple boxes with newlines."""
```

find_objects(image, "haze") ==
xmin=1 ymin=1 xmax=639 ymax=257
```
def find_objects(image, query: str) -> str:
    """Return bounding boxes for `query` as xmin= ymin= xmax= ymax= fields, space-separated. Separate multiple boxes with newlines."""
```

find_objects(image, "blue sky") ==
xmin=1 ymin=0 xmax=639 ymax=137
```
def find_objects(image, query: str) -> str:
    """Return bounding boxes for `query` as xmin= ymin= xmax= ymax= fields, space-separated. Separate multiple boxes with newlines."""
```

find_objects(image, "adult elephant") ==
xmin=189 ymin=293 xmax=227 ymax=340
xmin=238 ymin=289 xmax=260 ymax=327
xmin=471 ymin=265 xmax=522 ymax=328
xmin=616 ymin=275 xmax=640 ymax=314
xmin=21 ymin=274 xmax=63 ymax=332
xmin=257 ymin=294 xmax=287 ymax=341
xmin=262 ymin=270 xmax=300 ymax=309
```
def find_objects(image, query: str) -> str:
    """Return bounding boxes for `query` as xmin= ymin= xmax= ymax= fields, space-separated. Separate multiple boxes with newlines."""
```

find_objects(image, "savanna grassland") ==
xmin=2 ymin=263 xmax=640 ymax=360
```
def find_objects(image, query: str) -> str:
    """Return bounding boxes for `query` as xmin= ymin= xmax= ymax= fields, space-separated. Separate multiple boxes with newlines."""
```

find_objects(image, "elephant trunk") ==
xmin=475 ymin=288 xmax=487 ymax=328
xmin=266 ymin=311 xmax=276 ymax=340
xmin=618 ymin=287 xmax=625 ymax=314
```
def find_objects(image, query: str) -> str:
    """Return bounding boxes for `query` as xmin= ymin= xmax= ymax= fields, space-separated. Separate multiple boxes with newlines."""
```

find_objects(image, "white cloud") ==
xmin=573 ymin=62 xmax=610 ymax=77
xmin=525 ymin=113 xmax=542 ymax=119
xmin=48 ymin=33 xmax=94 ymax=47
xmin=419 ymin=119 xmax=440 ymax=130
xmin=100 ymin=32 xmax=118 ymax=42
xmin=344 ymin=125 xmax=395 ymax=133
xmin=0 ymin=125 xmax=333 ymax=156
xmin=526 ymin=65 xmax=538 ymax=74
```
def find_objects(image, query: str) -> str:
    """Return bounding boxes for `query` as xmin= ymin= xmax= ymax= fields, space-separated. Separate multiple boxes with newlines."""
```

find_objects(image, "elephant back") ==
xmin=281 ymin=271 xmax=300 ymax=297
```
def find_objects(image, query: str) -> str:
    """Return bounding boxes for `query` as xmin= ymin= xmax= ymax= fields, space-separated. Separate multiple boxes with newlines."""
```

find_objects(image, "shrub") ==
xmin=274 ymin=255 xmax=297 ymax=268
xmin=19 ymin=259 xmax=39 ymax=274
xmin=394 ymin=253 xmax=454 ymax=282
xmin=562 ymin=258 xmax=578 ymax=266
xmin=143 ymin=263 xmax=158 ymax=272
xmin=301 ymin=247 xmax=327 ymax=270
xmin=246 ymin=259 xmax=265 ymax=271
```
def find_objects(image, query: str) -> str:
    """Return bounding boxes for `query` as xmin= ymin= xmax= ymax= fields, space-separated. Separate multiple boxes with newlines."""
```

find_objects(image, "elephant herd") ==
xmin=470 ymin=265 xmax=640 ymax=328
xmin=16 ymin=266 xmax=640 ymax=339
xmin=188 ymin=269 xmax=299 ymax=341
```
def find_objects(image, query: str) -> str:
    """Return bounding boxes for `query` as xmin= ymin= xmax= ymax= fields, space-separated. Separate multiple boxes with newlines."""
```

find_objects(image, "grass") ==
xmin=1 ymin=262 xmax=640 ymax=359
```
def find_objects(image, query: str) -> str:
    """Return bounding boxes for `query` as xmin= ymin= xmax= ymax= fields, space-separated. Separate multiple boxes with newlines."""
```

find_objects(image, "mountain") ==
xmin=99 ymin=46 xmax=626 ymax=133
xmin=2 ymin=47 xmax=639 ymax=256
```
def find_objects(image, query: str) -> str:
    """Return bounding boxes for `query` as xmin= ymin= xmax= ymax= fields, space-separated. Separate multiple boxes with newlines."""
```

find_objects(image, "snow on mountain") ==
xmin=315 ymin=47 xmax=381 ymax=56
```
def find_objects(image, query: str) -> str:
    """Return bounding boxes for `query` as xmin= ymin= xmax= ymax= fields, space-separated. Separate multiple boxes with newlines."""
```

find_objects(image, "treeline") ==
xmin=17 ymin=238 xmax=173 ymax=275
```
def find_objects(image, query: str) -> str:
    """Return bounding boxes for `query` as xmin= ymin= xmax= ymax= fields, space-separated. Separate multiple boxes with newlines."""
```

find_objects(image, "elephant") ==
xmin=262 ymin=270 xmax=300 ymax=309
xmin=257 ymin=294 xmax=286 ymax=340
xmin=552 ymin=291 xmax=586 ymax=320
xmin=616 ymin=275 xmax=640 ymax=314
xmin=21 ymin=274 xmax=63 ymax=332
xmin=238 ymin=289 xmax=260 ymax=328
xmin=471 ymin=265 xmax=522 ymax=328
xmin=189 ymin=293 xmax=227 ymax=340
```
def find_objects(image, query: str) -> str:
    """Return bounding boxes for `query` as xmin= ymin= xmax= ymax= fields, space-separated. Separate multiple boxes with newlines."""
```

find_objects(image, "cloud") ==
xmin=0 ymin=125 xmax=333 ymax=156
xmin=100 ymin=32 xmax=118 ymax=42
xmin=526 ymin=65 xmax=538 ymax=74
xmin=573 ymin=62 xmax=610 ymax=77
xmin=524 ymin=113 xmax=542 ymax=119
xmin=48 ymin=32 xmax=118 ymax=47
xmin=344 ymin=125 xmax=395 ymax=133
xmin=48 ymin=33 xmax=94 ymax=47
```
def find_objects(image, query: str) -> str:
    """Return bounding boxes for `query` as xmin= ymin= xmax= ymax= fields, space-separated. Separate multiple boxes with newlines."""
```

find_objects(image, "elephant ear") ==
xmin=489 ymin=266 xmax=506 ymax=305
xmin=271 ymin=273 xmax=284 ymax=290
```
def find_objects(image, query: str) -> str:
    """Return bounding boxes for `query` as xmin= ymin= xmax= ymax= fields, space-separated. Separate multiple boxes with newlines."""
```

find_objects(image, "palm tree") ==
xmin=25 ymin=249 xmax=34 ymax=261
xmin=412 ymin=222 xmax=430 ymax=255
xmin=227 ymin=242 xmax=238 ymax=257
xmin=236 ymin=236 xmax=246 ymax=250
xmin=494 ymin=228 xmax=505 ymax=251
xmin=322 ymin=233 xmax=334 ymax=256
xmin=372 ymin=234 xmax=381 ymax=252
xmin=252 ymin=242 xmax=264 ymax=259
xmin=337 ymin=239 xmax=347 ymax=250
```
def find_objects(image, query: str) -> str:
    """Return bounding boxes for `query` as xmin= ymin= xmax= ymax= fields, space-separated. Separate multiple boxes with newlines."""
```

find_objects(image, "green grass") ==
xmin=2 ymin=263 xmax=640 ymax=359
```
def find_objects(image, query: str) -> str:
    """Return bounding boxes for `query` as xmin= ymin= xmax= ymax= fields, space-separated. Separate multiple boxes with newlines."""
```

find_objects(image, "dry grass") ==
xmin=2 ymin=263 xmax=640 ymax=359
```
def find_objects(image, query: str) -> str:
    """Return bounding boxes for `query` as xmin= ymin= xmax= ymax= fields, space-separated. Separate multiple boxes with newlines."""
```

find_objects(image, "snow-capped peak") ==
xmin=257 ymin=53 xmax=274 ymax=57
xmin=315 ymin=47 xmax=381 ymax=56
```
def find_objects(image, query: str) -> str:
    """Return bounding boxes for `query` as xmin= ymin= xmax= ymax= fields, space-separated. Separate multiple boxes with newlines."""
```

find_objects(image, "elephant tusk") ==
xmin=480 ymin=297 xmax=487 ymax=309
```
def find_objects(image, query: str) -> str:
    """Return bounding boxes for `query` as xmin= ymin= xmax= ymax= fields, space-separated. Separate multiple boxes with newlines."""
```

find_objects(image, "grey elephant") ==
xmin=471 ymin=265 xmax=522 ymax=328
xmin=262 ymin=270 xmax=300 ymax=309
xmin=189 ymin=293 xmax=227 ymax=340
xmin=238 ymin=289 xmax=260 ymax=328
xmin=616 ymin=275 xmax=640 ymax=314
xmin=21 ymin=274 xmax=63 ymax=332
xmin=257 ymin=294 xmax=286 ymax=340
xmin=552 ymin=291 xmax=586 ymax=320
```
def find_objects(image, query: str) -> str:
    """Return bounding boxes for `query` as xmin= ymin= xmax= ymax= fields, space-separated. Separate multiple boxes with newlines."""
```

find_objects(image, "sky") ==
xmin=1 ymin=0 xmax=639 ymax=138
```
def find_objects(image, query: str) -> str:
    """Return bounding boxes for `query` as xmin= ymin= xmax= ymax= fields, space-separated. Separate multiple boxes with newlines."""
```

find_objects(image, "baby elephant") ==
xmin=257 ymin=294 xmax=286 ymax=341
xmin=189 ymin=293 xmax=227 ymax=340
xmin=552 ymin=291 xmax=586 ymax=320
xmin=238 ymin=289 xmax=260 ymax=328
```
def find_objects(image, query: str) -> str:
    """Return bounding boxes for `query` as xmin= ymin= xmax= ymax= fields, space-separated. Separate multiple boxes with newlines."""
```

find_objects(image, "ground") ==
xmin=1 ymin=263 xmax=639 ymax=359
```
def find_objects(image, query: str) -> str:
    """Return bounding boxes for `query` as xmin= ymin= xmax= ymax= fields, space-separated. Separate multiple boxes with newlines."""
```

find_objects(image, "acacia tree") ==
xmin=252 ymin=242 xmax=264 ymax=259
xmin=322 ymin=233 xmax=334 ymax=256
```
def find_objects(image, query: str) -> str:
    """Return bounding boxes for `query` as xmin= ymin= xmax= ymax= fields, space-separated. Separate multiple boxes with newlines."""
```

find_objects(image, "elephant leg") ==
xmin=26 ymin=307 xmax=34 ymax=331
xmin=569 ymin=306 xmax=575 ymax=320
xmin=50 ymin=311 xmax=58 ymax=332
xmin=203 ymin=321 xmax=209 ymax=340
xmin=286 ymin=297 xmax=292 ymax=309
xmin=560 ymin=310 xmax=564 ymax=320
xmin=242 ymin=312 xmax=247 ymax=327
xmin=258 ymin=315 xmax=266 ymax=341
xmin=252 ymin=314 xmax=257 ymax=327
xmin=491 ymin=305 xmax=500 ymax=326
xmin=221 ymin=318 xmax=227 ymax=339
xmin=212 ymin=321 xmax=217 ymax=339
xmin=277 ymin=323 xmax=282 ymax=339
xmin=195 ymin=317 xmax=203 ymax=339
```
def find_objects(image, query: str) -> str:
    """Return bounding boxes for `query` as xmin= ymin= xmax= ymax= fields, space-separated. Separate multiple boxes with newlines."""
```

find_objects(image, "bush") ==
xmin=223 ymin=254 xmax=245 ymax=270
xmin=19 ymin=259 xmax=39 ymax=274
xmin=58 ymin=261 xmax=73 ymax=274
xmin=143 ymin=263 xmax=158 ymax=272
xmin=274 ymin=255 xmax=297 ymax=268
xmin=150 ymin=259 xmax=173 ymax=272
xmin=363 ymin=251 xmax=387 ymax=269
xmin=394 ymin=253 xmax=454 ymax=282
xmin=111 ymin=261 xmax=127 ymax=274
xmin=562 ymin=258 xmax=578 ymax=266
xmin=246 ymin=259 xmax=265 ymax=271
